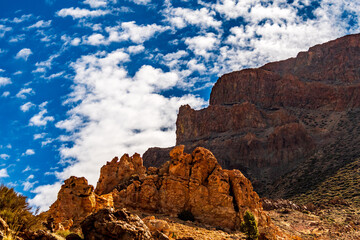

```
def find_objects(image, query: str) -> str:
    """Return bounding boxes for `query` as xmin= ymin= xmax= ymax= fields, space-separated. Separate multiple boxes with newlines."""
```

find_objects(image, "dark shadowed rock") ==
xmin=81 ymin=208 xmax=152 ymax=240
xmin=65 ymin=233 xmax=83 ymax=240
xmin=19 ymin=230 xmax=58 ymax=240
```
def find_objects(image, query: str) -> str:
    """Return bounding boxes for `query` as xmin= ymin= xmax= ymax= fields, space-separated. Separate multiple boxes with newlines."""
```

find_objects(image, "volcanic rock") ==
xmin=105 ymin=146 xmax=271 ymax=231
xmin=144 ymin=33 xmax=360 ymax=198
xmin=81 ymin=208 xmax=152 ymax=240
xmin=46 ymin=176 xmax=113 ymax=230
xmin=95 ymin=153 xmax=146 ymax=195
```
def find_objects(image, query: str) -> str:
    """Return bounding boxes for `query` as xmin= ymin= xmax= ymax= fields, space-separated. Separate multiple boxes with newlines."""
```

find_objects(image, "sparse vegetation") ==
xmin=0 ymin=185 xmax=41 ymax=234
xmin=240 ymin=210 xmax=259 ymax=240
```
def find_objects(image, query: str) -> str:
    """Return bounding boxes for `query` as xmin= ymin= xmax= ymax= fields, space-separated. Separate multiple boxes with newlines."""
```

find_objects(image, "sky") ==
xmin=0 ymin=0 xmax=359 ymax=212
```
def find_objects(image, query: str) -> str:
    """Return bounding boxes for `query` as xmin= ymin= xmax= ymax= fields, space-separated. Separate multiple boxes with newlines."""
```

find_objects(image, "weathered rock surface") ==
xmin=46 ymin=176 xmax=113 ymax=230
xmin=18 ymin=230 xmax=58 ymax=240
xmin=144 ymin=33 xmax=360 ymax=198
xmin=81 ymin=208 xmax=152 ymax=240
xmin=107 ymin=146 xmax=271 ymax=232
xmin=47 ymin=146 xmax=275 ymax=237
xmin=95 ymin=153 xmax=146 ymax=195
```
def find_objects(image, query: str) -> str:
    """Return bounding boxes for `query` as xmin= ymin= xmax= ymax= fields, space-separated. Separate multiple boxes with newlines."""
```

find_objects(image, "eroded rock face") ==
xmin=81 ymin=208 xmax=152 ymax=240
xmin=48 ymin=146 xmax=273 ymax=234
xmin=156 ymin=33 xmax=360 ymax=197
xmin=109 ymin=146 xmax=271 ymax=231
xmin=46 ymin=176 xmax=113 ymax=230
xmin=95 ymin=153 xmax=146 ymax=195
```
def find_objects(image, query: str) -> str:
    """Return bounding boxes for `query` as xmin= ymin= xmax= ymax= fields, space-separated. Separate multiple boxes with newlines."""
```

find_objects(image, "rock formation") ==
xmin=47 ymin=146 xmax=275 ymax=237
xmin=46 ymin=176 xmax=113 ymax=230
xmin=143 ymin=33 xmax=360 ymax=197
xmin=81 ymin=208 xmax=152 ymax=240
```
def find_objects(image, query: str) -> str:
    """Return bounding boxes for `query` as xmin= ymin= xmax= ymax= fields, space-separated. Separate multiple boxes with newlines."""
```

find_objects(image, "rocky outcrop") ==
xmin=142 ymin=33 xmax=360 ymax=197
xmin=95 ymin=153 xmax=146 ymax=195
xmin=46 ymin=176 xmax=113 ymax=230
xmin=47 ymin=146 xmax=275 ymax=236
xmin=105 ymin=146 xmax=271 ymax=231
xmin=81 ymin=208 xmax=152 ymax=240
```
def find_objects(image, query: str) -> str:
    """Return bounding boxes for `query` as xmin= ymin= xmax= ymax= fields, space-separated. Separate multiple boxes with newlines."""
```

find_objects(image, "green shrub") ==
xmin=55 ymin=230 xmax=71 ymax=238
xmin=240 ymin=210 xmax=259 ymax=240
xmin=0 ymin=185 xmax=40 ymax=234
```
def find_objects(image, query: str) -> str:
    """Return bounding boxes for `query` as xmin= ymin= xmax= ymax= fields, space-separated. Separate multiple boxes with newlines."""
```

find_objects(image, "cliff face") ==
xmin=145 ymin=33 xmax=360 ymax=197
xmin=47 ymin=146 xmax=275 ymax=236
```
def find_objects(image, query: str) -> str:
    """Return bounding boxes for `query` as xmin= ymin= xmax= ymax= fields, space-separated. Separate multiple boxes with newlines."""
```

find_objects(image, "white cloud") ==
xmin=29 ymin=182 xmax=62 ymax=212
xmin=0 ymin=24 xmax=12 ymax=38
xmin=51 ymin=49 xmax=205 ymax=191
xmin=12 ymin=14 xmax=33 ymax=23
xmin=23 ymin=149 xmax=35 ymax=156
xmin=83 ymin=0 xmax=108 ymax=8
xmin=22 ymin=180 xmax=39 ymax=191
xmin=20 ymin=102 xmax=35 ymax=112
xmin=57 ymin=7 xmax=110 ymax=19
xmin=83 ymin=22 xmax=169 ymax=45
xmin=0 ymin=169 xmax=9 ymax=178
xmin=1 ymin=92 xmax=10 ymax=98
xmin=0 ymin=77 xmax=11 ymax=87
xmin=127 ymin=45 xmax=145 ymax=54
xmin=15 ymin=48 xmax=33 ymax=61
xmin=16 ymin=88 xmax=34 ymax=99
xmin=130 ymin=0 xmax=151 ymax=5
xmin=29 ymin=109 xmax=54 ymax=126
xmin=0 ymin=154 xmax=10 ymax=160
xmin=22 ymin=166 xmax=31 ymax=173
xmin=27 ymin=175 xmax=34 ymax=180
xmin=185 ymin=33 xmax=220 ymax=59
xmin=27 ymin=20 xmax=52 ymax=29
xmin=34 ymin=133 xmax=46 ymax=140
xmin=164 ymin=7 xmax=221 ymax=29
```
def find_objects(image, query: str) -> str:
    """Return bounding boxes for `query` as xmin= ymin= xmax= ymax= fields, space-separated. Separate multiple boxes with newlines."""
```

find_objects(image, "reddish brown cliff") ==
xmin=144 ymin=33 xmax=360 ymax=197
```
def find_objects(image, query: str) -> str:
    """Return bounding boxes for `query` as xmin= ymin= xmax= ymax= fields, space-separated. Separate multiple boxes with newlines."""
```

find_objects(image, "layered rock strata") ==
xmin=144 ymin=33 xmax=360 ymax=196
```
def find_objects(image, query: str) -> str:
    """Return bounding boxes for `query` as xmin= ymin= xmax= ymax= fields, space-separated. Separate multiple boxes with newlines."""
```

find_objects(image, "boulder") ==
xmin=81 ymin=208 xmax=152 ymax=240
xmin=46 ymin=176 xmax=113 ymax=230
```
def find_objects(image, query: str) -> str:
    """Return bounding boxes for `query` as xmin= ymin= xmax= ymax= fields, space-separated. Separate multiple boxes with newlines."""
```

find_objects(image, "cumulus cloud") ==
xmin=83 ymin=0 xmax=112 ymax=8
xmin=16 ymin=88 xmax=34 ymax=99
xmin=1 ymin=92 xmax=10 ymax=98
xmin=29 ymin=109 xmax=54 ymax=127
xmin=57 ymin=7 xmax=110 ymax=19
xmin=164 ymin=7 xmax=221 ymax=29
xmin=20 ymin=102 xmax=35 ymax=112
xmin=83 ymin=22 xmax=169 ymax=45
xmin=0 ymin=77 xmax=11 ymax=87
xmin=0 ymin=169 xmax=9 ymax=178
xmin=22 ymin=180 xmax=39 ymax=191
xmin=34 ymin=133 xmax=46 ymax=140
xmin=0 ymin=25 xmax=12 ymax=38
xmin=15 ymin=48 xmax=33 ymax=61
xmin=130 ymin=0 xmax=151 ymax=4
xmin=185 ymin=33 xmax=220 ymax=59
xmin=51 ymin=49 xmax=205 ymax=189
xmin=23 ymin=149 xmax=35 ymax=156
xmin=0 ymin=154 xmax=10 ymax=160
xmin=27 ymin=20 xmax=52 ymax=29
xmin=29 ymin=182 xmax=62 ymax=212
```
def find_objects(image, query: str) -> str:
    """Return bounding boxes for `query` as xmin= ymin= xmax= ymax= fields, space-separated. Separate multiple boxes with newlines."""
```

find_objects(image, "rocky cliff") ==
xmin=144 ymin=33 xmax=360 ymax=198
xmin=47 ymin=146 xmax=276 ymax=237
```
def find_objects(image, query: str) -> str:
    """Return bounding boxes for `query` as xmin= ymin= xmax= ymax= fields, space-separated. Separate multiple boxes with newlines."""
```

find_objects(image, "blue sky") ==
xmin=0 ymin=0 xmax=359 ymax=211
